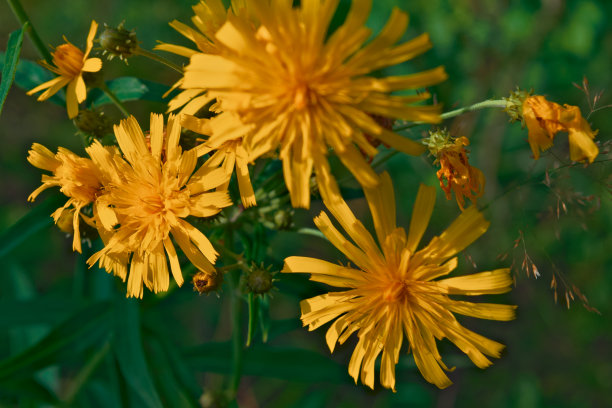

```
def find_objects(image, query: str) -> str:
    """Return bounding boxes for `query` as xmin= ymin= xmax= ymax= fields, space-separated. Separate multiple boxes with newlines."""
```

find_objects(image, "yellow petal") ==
xmin=27 ymin=76 xmax=65 ymax=96
xmin=438 ymin=268 xmax=512 ymax=295
xmin=406 ymin=184 xmax=437 ymax=253
xmin=163 ymin=237 xmax=184 ymax=287
xmin=82 ymin=57 xmax=102 ymax=72
xmin=66 ymin=79 xmax=79 ymax=118
xmin=154 ymin=42 xmax=198 ymax=58
xmin=75 ymin=75 xmax=87 ymax=103
xmin=84 ymin=20 xmax=98 ymax=58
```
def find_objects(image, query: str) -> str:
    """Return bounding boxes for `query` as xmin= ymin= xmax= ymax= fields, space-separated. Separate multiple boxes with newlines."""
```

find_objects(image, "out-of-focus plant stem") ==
xmin=135 ymin=48 xmax=183 ymax=74
xmin=98 ymin=82 xmax=130 ymax=118
xmin=225 ymin=226 xmax=244 ymax=400
xmin=6 ymin=0 xmax=53 ymax=64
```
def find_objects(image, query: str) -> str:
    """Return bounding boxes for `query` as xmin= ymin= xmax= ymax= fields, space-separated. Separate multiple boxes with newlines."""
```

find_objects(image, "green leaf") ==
xmin=0 ymin=298 xmax=81 ymax=329
xmin=0 ymin=378 xmax=59 ymax=405
xmin=0 ymin=301 xmax=112 ymax=380
xmin=0 ymin=24 xmax=27 ymax=116
xmin=112 ymin=299 xmax=164 ymax=408
xmin=146 ymin=337 xmax=197 ymax=408
xmin=184 ymin=342 xmax=349 ymax=384
xmin=0 ymin=53 xmax=65 ymax=105
xmin=0 ymin=194 xmax=65 ymax=259
xmin=89 ymin=77 xmax=173 ymax=106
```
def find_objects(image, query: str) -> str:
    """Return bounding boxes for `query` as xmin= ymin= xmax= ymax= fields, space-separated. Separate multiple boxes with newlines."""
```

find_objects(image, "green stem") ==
xmin=246 ymin=293 xmax=258 ymax=347
xmin=135 ymin=48 xmax=183 ymax=74
xmin=6 ymin=0 xmax=52 ymax=64
xmin=393 ymin=99 xmax=509 ymax=132
xmin=225 ymin=227 xmax=244 ymax=399
xmin=98 ymin=82 xmax=130 ymax=118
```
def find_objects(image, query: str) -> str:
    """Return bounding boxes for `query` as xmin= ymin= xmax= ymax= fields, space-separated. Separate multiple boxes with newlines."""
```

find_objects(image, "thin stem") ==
xmin=225 ymin=227 xmax=244 ymax=400
xmin=98 ymin=82 xmax=130 ymax=118
xmin=6 ymin=0 xmax=52 ymax=63
xmin=135 ymin=48 xmax=183 ymax=74
xmin=393 ymin=99 xmax=509 ymax=132
xmin=63 ymin=340 xmax=111 ymax=405
xmin=246 ymin=293 xmax=258 ymax=347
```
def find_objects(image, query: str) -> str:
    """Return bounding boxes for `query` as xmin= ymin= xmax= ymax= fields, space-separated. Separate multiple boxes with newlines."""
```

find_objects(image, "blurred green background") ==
xmin=0 ymin=0 xmax=610 ymax=407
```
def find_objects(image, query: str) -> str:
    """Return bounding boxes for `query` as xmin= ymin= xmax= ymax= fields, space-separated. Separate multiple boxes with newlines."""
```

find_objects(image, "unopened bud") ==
xmin=243 ymin=264 xmax=275 ymax=295
xmin=100 ymin=22 xmax=139 ymax=61
xmin=192 ymin=271 xmax=223 ymax=295
xmin=73 ymin=108 xmax=113 ymax=140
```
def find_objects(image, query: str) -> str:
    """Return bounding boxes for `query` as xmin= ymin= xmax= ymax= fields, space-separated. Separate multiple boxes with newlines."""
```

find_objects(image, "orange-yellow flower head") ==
xmin=27 ymin=143 xmax=102 ymax=253
xmin=87 ymin=114 xmax=232 ymax=298
xmin=182 ymin=0 xmax=447 ymax=208
xmin=424 ymin=130 xmax=485 ymax=210
xmin=522 ymin=95 xmax=599 ymax=163
xmin=155 ymin=0 xmax=255 ymax=114
xmin=283 ymin=173 xmax=515 ymax=390
xmin=27 ymin=21 xmax=102 ymax=118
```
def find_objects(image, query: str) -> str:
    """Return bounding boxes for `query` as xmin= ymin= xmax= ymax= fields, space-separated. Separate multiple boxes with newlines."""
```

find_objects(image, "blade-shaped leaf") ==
xmin=112 ymin=298 xmax=164 ymax=408
xmin=184 ymin=342 xmax=349 ymax=384
xmin=0 ymin=52 xmax=65 ymax=105
xmin=0 ymin=301 xmax=112 ymax=380
xmin=0 ymin=194 xmax=65 ymax=259
xmin=0 ymin=24 xmax=27 ymax=116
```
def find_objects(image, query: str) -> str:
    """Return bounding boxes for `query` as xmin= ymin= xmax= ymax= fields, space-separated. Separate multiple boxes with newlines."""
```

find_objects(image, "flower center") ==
xmin=293 ymin=83 xmax=314 ymax=110
xmin=53 ymin=44 xmax=84 ymax=77
xmin=382 ymin=280 xmax=410 ymax=303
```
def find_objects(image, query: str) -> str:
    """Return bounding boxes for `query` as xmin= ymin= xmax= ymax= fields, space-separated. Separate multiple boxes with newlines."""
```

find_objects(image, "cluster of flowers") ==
xmin=25 ymin=0 xmax=599 ymax=391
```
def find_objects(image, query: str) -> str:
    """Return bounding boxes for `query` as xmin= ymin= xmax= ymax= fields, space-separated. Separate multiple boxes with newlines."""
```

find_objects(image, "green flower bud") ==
xmin=73 ymin=108 xmax=113 ymax=141
xmin=99 ymin=22 xmax=138 ymax=61
xmin=243 ymin=264 xmax=276 ymax=295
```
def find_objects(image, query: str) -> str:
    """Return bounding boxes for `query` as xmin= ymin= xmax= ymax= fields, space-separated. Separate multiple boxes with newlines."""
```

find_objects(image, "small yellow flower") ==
xmin=283 ymin=172 xmax=515 ymax=390
xmin=27 ymin=21 xmax=102 ymax=118
xmin=182 ymin=114 xmax=256 ymax=207
xmin=425 ymin=131 xmax=484 ymax=210
xmin=155 ymin=0 xmax=254 ymax=114
xmin=522 ymin=95 xmax=598 ymax=163
xmin=27 ymin=143 xmax=102 ymax=252
xmin=182 ymin=0 xmax=447 ymax=208
xmin=86 ymin=114 xmax=232 ymax=298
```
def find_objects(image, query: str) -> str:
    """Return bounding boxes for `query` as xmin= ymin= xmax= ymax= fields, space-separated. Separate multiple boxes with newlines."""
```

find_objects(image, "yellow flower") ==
xmin=182 ymin=0 xmax=447 ymax=208
xmin=155 ymin=0 xmax=254 ymax=114
xmin=429 ymin=135 xmax=485 ymax=210
xmin=182 ymin=114 xmax=256 ymax=207
xmin=86 ymin=114 xmax=232 ymax=298
xmin=522 ymin=95 xmax=598 ymax=163
xmin=27 ymin=21 xmax=102 ymax=119
xmin=282 ymin=172 xmax=515 ymax=390
xmin=27 ymin=143 xmax=102 ymax=253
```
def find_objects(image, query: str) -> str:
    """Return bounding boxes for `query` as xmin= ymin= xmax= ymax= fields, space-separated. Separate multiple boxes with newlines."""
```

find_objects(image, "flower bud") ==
xmin=192 ymin=271 xmax=223 ymax=295
xmin=243 ymin=264 xmax=275 ymax=295
xmin=73 ymin=108 xmax=113 ymax=141
xmin=99 ymin=22 xmax=138 ymax=61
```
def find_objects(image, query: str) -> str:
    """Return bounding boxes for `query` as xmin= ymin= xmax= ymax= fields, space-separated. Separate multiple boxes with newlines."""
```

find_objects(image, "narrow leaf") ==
xmin=0 ymin=302 xmax=112 ymax=380
xmin=112 ymin=299 xmax=164 ymax=408
xmin=0 ymin=24 xmax=27 ymax=116
xmin=0 ymin=194 xmax=65 ymax=259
